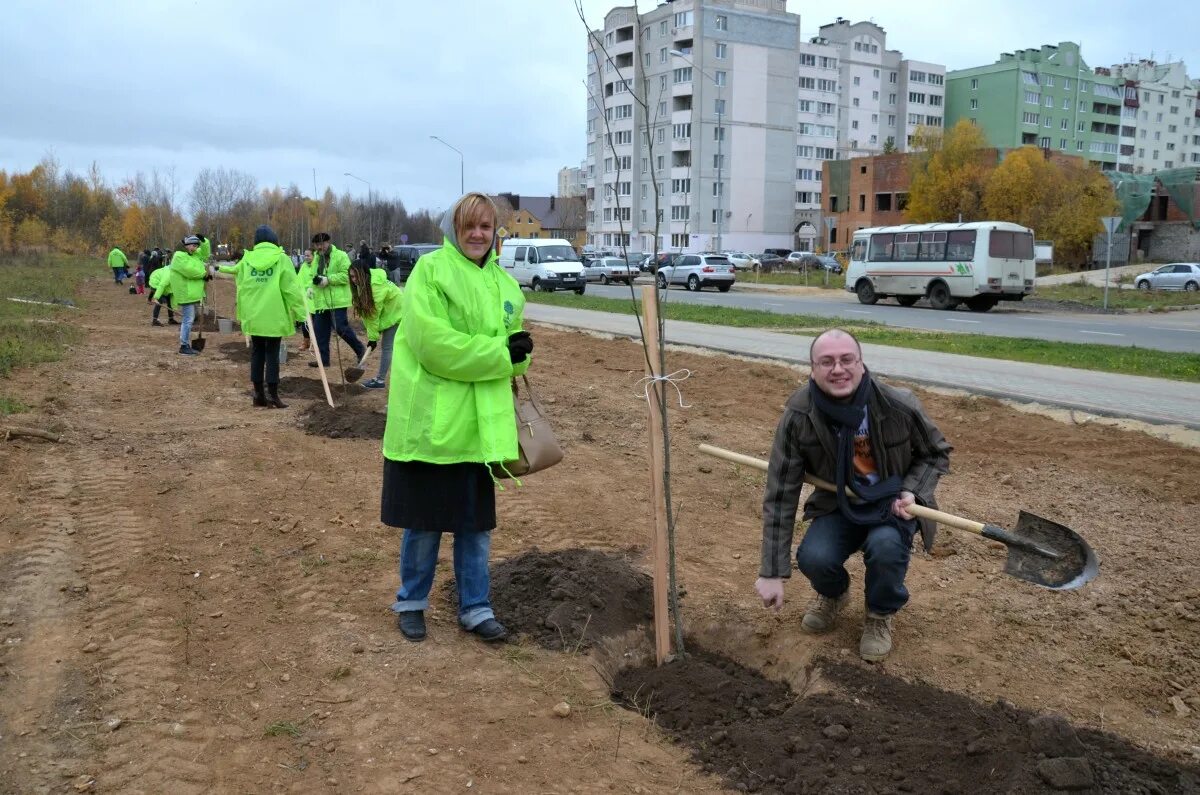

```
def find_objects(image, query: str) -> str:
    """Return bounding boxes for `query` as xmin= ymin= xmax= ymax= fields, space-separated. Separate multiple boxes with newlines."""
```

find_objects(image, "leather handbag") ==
xmin=491 ymin=375 xmax=563 ymax=479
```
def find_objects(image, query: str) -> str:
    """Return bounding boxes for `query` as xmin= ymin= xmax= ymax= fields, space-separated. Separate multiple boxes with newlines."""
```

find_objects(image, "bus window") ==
xmin=895 ymin=232 xmax=920 ymax=261
xmin=850 ymin=238 xmax=868 ymax=262
xmin=989 ymin=231 xmax=1014 ymax=258
xmin=946 ymin=230 xmax=976 ymax=260
xmin=1014 ymin=232 xmax=1034 ymax=259
xmin=869 ymin=233 xmax=895 ymax=261
xmin=918 ymin=231 xmax=946 ymax=261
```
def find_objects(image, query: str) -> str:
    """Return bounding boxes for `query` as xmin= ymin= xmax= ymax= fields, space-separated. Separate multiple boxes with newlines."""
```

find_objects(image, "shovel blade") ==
xmin=344 ymin=367 xmax=365 ymax=383
xmin=1003 ymin=511 xmax=1099 ymax=591
xmin=191 ymin=337 xmax=206 ymax=352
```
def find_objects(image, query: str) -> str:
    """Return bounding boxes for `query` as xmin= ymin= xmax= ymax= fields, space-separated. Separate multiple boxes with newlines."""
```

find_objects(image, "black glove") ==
xmin=204 ymin=274 xmax=213 ymax=281
xmin=195 ymin=233 xmax=206 ymax=243
xmin=507 ymin=331 xmax=533 ymax=364
xmin=367 ymin=340 xmax=377 ymax=351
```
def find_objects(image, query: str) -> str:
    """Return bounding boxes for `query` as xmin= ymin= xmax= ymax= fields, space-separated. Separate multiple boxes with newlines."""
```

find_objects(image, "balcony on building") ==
xmin=1090 ymin=121 xmax=1120 ymax=136
xmin=1123 ymin=82 xmax=1139 ymax=108
xmin=1092 ymin=102 xmax=1120 ymax=117
xmin=672 ymin=95 xmax=693 ymax=113
xmin=673 ymin=39 xmax=693 ymax=55
xmin=1120 ymin=144 xmax=1135 ymax=156
xmin=671 ymin=151 xmax=692 ymax=168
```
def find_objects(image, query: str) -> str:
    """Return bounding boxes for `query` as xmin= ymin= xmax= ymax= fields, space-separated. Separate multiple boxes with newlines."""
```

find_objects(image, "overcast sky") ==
xmin=2 ymin=0 xmax=1196 ymax=218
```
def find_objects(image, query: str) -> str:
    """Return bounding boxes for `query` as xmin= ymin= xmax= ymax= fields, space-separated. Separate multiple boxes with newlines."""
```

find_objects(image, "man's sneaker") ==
xmin=362 ymin=377 xmax=386 ymax=389
xmin=168 ymin=318 xmax=180 ymax=325
xmin=801 ymin=591 xmax=849 ymax=634
xmin=151 ymin=319 xmax=164 ymax=327
xmin=397 ymin=611 xmax=426 ymax=642
xmin=179 ymin=345 xmax=199 ymax=356
xmin=466 ymin=618 xmax=508 ymax=643
xmin=860 ymin=612 xmax=894 ymax=662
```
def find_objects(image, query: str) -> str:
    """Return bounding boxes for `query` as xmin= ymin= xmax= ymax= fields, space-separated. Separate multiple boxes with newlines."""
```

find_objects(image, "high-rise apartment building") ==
xmin=557 ymin=166 xmax=585 ymax=197
xmin=585 ymin=1 xmax=800 ymax=254
xmin=945 ymin=42 xmax=1127 ymax=171
xmin=1106 ymin=59 xmax=1200 ymax=173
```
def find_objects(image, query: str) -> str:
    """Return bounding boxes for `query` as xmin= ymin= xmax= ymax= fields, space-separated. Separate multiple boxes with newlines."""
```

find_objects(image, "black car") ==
xmin=757 ymin=253 xmax=786 ymax=273
xmin=390 ymin=244 xmax=441 ymax=283
xmin=644 ymin=252 xmax=683 ymax=274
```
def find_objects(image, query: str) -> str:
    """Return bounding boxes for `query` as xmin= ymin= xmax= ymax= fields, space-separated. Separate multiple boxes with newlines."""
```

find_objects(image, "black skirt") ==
xmin=380 ymin=458 xmax=496 ymax=533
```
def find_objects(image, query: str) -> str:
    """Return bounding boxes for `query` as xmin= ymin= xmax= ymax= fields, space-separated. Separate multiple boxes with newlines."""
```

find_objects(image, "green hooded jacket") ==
xmin=149 ymin=264 xmax=172 ymax=300
xmin=382 ymin=223 xmax=529 ymax=467
xmin=107 ymin=248 xmax=127 ymax=269
xmin=310 ymin=245 xmax=352 ymax=311
xmin=218 ymin=242 xmax=306 ymax=337
xmin=359 ymin=268 xmax=404 ymax=342
xmin=168 ymin=239 xmax=211 ymax=308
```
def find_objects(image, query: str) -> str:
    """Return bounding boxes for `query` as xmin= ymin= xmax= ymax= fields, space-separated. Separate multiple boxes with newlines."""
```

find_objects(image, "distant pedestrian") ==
xmin=295 ymin=249 xmax=315 ymax=352
xmin=107 ymin=246 xmax=128 ymax=284
xmin=168 ymin=234 xmax=211 ymax=356
xmin=215 ymin=225 xmax=305 ymax=408
xmin=348 ymin=256 xmax=402 ymax=389
xmin=308 ymin=232 xmax=366 ymax=369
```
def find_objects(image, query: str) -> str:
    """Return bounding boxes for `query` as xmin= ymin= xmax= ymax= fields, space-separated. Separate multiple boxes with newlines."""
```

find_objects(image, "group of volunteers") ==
xmin=105 ymin=191 xmax=951 ymax=662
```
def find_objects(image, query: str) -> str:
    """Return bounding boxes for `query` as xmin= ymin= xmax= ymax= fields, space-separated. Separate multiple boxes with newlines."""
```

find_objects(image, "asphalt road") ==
xmin=580 ymin=280 xmax=1200 ymax=353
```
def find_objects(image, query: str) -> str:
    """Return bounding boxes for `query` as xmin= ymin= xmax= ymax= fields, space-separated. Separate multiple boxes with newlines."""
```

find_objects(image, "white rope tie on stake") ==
xmin=634 ymin=368 xmax=692 ymax=409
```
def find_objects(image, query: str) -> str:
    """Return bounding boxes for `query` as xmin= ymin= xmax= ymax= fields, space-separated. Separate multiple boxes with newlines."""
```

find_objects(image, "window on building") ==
xmin=712 ymin=182 xmax=723 ymax=197
xmin=674 ymin=10 xmax=692 ymax=27
xmin=1025 ymin=91 xmax=1041 ymax=104
xmin=970 ymin=98 xmax=978 ymax=110
xmin=673 ymin=67 xmax=691 ymax=84
xmin=799 ymin=99 xmax=812 ymax=112
xmin=909 ymin=91 xmax=926 ymax=103
xmin=715 ymin=14 xmax=727 ymax=31
xmin=714 ymin=126 xmax=725 ymax=141
xmin=1044 ymin=96 xmax=1053 ymax=107
xmin=715 ymin=42 xmax=727 ymax=59
xmin=715 ymin=70 xmax=726 ymax=86
xmin=1043 ymin=74 xmax=1055 ymax=86
xmin=929 ymin=95 xmax=942 ymax=107
xmin=713 ymin=154 xmax=724 ymax=169
xmin=715 ymin=98 xmax=725 ymax=115
xmin=672 ymin=123 xmax=690 ymax=139
xmin=817 ymin=79 xmax=837 ymax=92
xmin=910 ymin=70 xmax=926 ymax=82
xmin=970 ymin=78 xmax=978 ymax=90
xmin=1023 ymin=112 xmax=1039 ymax=125
xmin=799 ymin=76 xmax=815 ymax=89
xmin=853 ymin=76 xmax=861 ymax=86
xmin=800 ymin=53 xmax=815 ymax=66
xmin=889 ymin=93 xmax=896 ymax=105
xmin=671 ymin=178 xmax=690 ymax=194
xmin=889 ymin=72 xmax=898 ymax=83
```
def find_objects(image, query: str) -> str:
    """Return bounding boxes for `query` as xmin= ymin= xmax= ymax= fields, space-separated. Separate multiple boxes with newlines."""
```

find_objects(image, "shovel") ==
xmin=343 ymin=345 xmax=376 ymax=383
xmin=191 ymin=303 xmax=207 ymax=352
xmin=697 ymin=444 xmax=1098 ymax=591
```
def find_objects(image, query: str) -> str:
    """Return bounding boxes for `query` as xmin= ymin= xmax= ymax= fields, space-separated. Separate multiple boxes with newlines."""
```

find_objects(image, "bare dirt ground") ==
xmin=1 ymin=278 xmax=1198 ymax=793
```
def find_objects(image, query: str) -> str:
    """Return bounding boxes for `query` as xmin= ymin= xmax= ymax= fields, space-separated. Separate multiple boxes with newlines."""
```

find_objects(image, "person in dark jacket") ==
xmin=755 ymin=328 xmax=951 ymax=662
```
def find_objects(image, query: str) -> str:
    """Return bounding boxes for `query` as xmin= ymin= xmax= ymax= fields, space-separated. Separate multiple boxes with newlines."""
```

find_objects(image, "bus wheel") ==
xmin=896 ymin=295 xmax=919 ymax=307
xmin=928 ymin=282 xmax=956 ymax=310
xmin=966 ymin=295 xmax=997 ymax=312
xmin=855 ymin=280 xmax=878 ymax=305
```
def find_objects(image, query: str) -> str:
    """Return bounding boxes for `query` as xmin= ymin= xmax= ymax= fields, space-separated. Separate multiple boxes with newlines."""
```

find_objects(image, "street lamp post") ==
xmin=430 ymin=135 xmax=465 ymax=196
xmin=344 ymin=172 xmax=373 ymax=246
xmin=671 ymin=49 xmax=723 ymax=253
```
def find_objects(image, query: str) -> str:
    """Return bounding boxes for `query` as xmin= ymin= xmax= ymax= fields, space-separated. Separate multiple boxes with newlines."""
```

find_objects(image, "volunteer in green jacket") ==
xmin=348 ymin=258 xmax=403 ymax=389
xmin=308 ymin=232 xmax=366 ymax=369
xmin=169 ymin=234 xmax=212 ymax=356
xmin=295 ymin=249 xmax=315 ymax=353
xmin=107 ymin=246 xmax=128 ymax=284
xmin=382 ymin=192 xmax=533 ymax=644
xmin=216 ymin=225 xmax=306 ymax=408
xmin=148 ymin=262 xmax=176 ymax=326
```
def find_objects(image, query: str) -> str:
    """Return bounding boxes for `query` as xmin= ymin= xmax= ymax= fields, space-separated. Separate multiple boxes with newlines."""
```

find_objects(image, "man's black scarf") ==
xmin=809 ymin=371 xmax=914 ymax=532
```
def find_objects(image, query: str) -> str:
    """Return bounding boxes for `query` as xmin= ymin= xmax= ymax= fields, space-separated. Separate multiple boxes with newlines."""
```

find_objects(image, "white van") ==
xmin=845 ymin=221 xmax=1036 ymax=312
xmin=498 ymin=238 xmax=586 ymax=294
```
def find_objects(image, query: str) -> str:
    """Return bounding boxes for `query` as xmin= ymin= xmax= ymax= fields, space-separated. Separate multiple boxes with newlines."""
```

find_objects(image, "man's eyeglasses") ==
xmin=813 ymin=355 xmax=861 ymax=371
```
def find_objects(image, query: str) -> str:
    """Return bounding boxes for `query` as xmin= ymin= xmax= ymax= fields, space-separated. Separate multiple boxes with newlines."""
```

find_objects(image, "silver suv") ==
xmin=655 ymin=254 xmax=735 ymax=292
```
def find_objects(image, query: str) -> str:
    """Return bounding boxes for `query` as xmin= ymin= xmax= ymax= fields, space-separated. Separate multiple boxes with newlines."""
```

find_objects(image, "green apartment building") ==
xmin=946 ymin=42 xmax=1130 ymax=171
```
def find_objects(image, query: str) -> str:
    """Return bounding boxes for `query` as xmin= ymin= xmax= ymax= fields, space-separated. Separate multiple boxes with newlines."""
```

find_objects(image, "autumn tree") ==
xmin=120 ymin=204 xmax=150 ymax=249
xmin=981 ymin=146 xmax=1057 ymax=230
xmin=905 ymin=120 xmax=994 ymax=223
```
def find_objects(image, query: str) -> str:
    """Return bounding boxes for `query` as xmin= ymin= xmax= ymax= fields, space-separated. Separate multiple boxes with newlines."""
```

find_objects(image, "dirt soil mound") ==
xmin=300 ymin=401 xmax=386 ymax=439
xmin=282 ymin=375 xmax=366 ymax=401
xmin=614 ymin=648 xmax=1199 ymax=794
xmin=217 ymin=341 xmax=251 ymax=362
xmin=488 ymin=548 xmax=654 ymax=650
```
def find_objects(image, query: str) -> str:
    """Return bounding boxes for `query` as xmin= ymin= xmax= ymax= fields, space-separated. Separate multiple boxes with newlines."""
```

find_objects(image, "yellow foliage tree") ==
xmin=98 ymin=213 xmax=122 ymax=247
xmin=120 ymin=204 xmax=150 ymax=249
xmin=14 ymin=216 xmax=50 ymax=249
xmin=1042 ymin=158 xmax=1118 ymax=265
xmin=905 ymin=120 xmax=994 ymax=223
xmin=981 ymin=146 xmax=1059 ymax=230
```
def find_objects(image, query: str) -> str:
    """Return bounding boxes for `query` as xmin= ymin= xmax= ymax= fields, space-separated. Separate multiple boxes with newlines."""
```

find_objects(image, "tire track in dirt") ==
xmin=68 ymin=454 xmax=218 ymax=794
xmin=0 ymin=465 xmax=88 ymax=786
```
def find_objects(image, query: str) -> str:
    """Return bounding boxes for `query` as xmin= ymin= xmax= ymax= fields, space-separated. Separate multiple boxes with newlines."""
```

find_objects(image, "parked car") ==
xmin=656 ymin=254 xmax=735 ymax=292
xmin=723 ymin=252 xmax=759 ymax=271
xmin=1135 ymin=263 xmax=1200 ymax=291
xmin=757 ymin=253 xmax=786 ymax=272
xmin=763 ymin=248 xmax=791 ymax=259
xmin=644 ymin=251 xmax=683 ymax=274
xmin=391 ymin=244 xmax=441 ymax=283
xmin=785 ymin=251 xmax=809 ymax=265
xmin=583 ymin=256 xmax=635 ymax=285
xmin=497 ymin=237 xmax=586 ymax=293
xmin=796 ymin=253 xmax=843 ymax=274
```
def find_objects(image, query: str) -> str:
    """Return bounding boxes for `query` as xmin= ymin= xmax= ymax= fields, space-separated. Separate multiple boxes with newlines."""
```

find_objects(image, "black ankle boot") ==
xmin=267 ymin=383 xmax=287 ymax=409
xmin=252 ymin=383 xmax=269 ymax=407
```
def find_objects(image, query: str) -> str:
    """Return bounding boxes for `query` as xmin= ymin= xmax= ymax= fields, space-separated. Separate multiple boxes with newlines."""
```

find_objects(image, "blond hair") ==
xmin=452 ymin=192 xmax=498 ymax=237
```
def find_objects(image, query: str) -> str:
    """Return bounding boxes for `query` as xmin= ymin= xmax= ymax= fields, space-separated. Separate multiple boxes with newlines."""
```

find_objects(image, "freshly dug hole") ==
xmin=283 ymin=376 xmax=367 ymax=401
xmin=484 ymin=547 xmax=654 ymax=650
xmin=613 ymin=647 xmax=1198 ymax=794
xmin=300 ymin=401 xmax=385 ymax=439
xmin=218 ymin=341 xmax=251 ymax=363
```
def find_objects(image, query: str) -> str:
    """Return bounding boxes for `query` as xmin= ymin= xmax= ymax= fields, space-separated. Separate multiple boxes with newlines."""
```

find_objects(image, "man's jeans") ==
xmin=312 ymin=308 xmax=365 ymax=366
xmin=391 ymin=529 xmax=494 ymax=630
xmin=796 ymin=512 xmax=913 ymax=615
xmin=113 ymin=268 xmax=124 ymax=284
xmin=178 ymin=303 xmax=197 ymax=347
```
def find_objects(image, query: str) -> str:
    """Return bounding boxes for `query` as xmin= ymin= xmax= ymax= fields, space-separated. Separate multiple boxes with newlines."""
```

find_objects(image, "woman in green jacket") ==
xmin=382 ymin=192 xmax=533 ymax=644
xmin=308 ymin=232 xmax=366 ymax=369
xmin=348 ymin=258 xmax=403 ymax=389
xmin=216 ymin=225 xmax=306 ymax=407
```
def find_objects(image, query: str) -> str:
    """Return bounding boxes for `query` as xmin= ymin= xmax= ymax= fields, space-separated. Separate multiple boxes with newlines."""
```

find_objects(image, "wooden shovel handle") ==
xmin=696 ymin=444 xmax=986 ymax=537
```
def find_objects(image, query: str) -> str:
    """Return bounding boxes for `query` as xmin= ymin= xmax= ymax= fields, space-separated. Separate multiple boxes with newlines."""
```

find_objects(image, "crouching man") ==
xmin=755 ymin=328 xmax=951 ymax=661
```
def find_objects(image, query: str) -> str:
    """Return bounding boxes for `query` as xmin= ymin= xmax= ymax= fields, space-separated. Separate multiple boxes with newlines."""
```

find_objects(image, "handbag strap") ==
xmin=514 ymin=374 xmax=548 ymax=415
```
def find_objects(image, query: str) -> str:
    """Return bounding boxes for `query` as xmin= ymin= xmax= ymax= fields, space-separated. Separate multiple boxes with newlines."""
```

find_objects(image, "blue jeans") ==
xmin=178 ymin=303 xmax=197 ymax=347
xmin=795 ymin=512 xmax=913 ymax=615
xmin=375 ymin=324 xmax=398 ymax=381
xmin=312 ymin=308 xmax=365 ymax=366
xmin=113 ymin=268 xmax=124 ymax=284
xmin=391 ymin=529 xmax=494 ymax=629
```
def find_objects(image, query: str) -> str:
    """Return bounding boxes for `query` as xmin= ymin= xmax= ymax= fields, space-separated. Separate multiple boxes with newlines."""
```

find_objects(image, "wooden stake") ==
xmin=641 ymin=285 xmax=670 ymax=666
xmin=305 ymin=313 xmax=335 ymax=409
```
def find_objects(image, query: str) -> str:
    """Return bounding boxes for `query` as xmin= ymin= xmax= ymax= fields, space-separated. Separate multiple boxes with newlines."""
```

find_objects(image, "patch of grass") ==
xmin=0 ymin=396 xmax=28 ymax=415
xmin=346 ymin=548 xmax=382 ymax=567
xmin=263 ymin=720 xmax=304 ymax=738
xmin=737 ymin=270 xmax=846 ymax=290
xmin=526 ymin=291 xmax=1200 ymax=382
xmin=327 ymin=665 xmax=352 ymax=680
xmin=0 ymin=253 xmax=92 ymax=378
xmin=299 ymin=554 xmax=329 ymax=576
xmin=1034 ymin=281 xmax=1200 ymax=310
